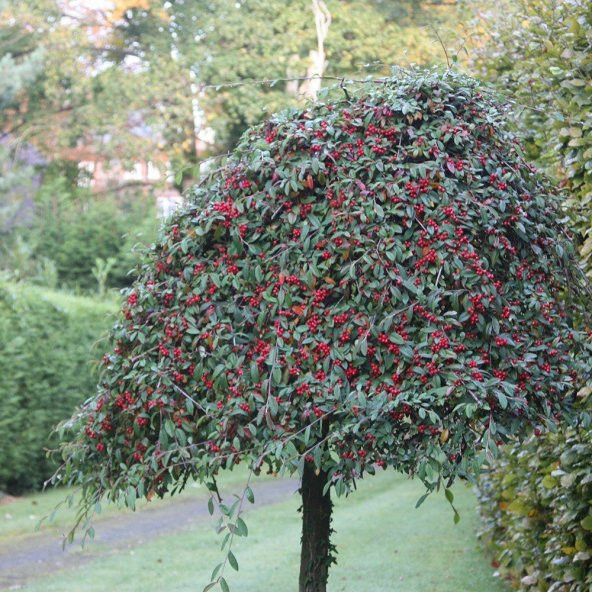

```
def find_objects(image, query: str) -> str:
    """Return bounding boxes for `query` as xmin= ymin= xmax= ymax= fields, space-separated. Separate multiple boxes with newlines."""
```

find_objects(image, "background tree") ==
xmin=0 ymin=1 xmax=162 ymax=290
xmin=0 ymin=0 xmax=45 ymax=234
xmin=477 ymin=399 xmax=592 ymax=591
xmin=56 ymin=70 xmax=591 ymax=592
xmin=0 ymin=284 xmax=115 ymax=494
xmin=102 ymin=0 xmax=459 ymax=158
xmin=2 ymin=0 xmax=460 ymax=176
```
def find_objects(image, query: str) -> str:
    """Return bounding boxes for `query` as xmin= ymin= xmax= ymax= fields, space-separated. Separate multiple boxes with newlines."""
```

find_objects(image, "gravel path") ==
xmin=0 ymin=478 xmax=298 ymax=590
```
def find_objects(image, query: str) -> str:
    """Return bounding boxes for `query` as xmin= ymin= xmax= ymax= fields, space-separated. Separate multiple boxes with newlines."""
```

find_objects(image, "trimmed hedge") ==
xmin=0 ymin=282 xmax=115 ymax=493
xmin=477 ymin=416 xmax=592 ymax=591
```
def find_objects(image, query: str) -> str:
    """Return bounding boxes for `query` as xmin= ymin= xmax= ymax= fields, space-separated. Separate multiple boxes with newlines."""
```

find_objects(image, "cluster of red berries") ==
xmin=316 ymin=342 xmax=331 ymax=358
xmin=312 ymin=288 xmax=329 ymax=306
xmin=307 ymin=314 xmax=321 ymax=332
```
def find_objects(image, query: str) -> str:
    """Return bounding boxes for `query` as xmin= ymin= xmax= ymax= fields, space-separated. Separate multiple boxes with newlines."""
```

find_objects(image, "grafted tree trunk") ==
xmin=299 ymin=464 xmax=333 ymax=592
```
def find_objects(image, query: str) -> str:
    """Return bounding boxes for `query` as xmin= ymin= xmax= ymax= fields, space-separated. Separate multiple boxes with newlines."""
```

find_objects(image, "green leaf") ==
xmin=228 ymin=550 xmax=239 ymax=571
xmin=360 ymin=339 xmax=368 ymax=356
xmin=235 ymin=517 xmax=248 ymax=537
xmin=415 ymin=493 xmax=429 ymax=508
xmin=211 ymin=563 xmax=223 ymax=581
xmin=272 ymin=366 xmax=282 ymax=384
xmin=580 ymin=515 xmax=592 ymax=531
xmin=126 ymin=487 xmax=136 ymax=510
xmin=164 ymin=419 xmax=175 ymax=438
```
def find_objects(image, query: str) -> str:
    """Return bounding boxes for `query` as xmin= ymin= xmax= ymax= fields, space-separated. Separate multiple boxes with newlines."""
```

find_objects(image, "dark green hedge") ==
xmin=0 ymin=283 xmax=115 ymax=493
xmin=477 ymin=413 xmax=592 ymax=591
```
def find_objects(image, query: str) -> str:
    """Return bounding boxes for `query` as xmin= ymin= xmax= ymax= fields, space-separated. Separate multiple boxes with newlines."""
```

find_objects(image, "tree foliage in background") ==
xmin=111 ymin=0 xmax=458 ymax=154
xmin=2 ymin=0 xmax=458 ymax=177
xmin=0 ymin=283 xmax=115 ymax=493
xmin=0 ymin=6 xmax=44 ymax=110
xmin=0 ymin=174 xmax=157 ymax=292
xmin=55 ymin=70 xmax=591 ymax=592
xmin=0 ymin=0 xmax=46 ymax=233
xmin=0 ymin=0 xmax=165 ymax=165
xmin=28 ymin=179 xmax=157 ymax=291
xmin=468 ymin=0 xmax=592 ymax=275
xmin=0 ymin=1 xmax=160 ymax=293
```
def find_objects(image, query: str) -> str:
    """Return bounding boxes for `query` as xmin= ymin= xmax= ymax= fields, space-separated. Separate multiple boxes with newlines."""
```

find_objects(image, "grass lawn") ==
xmin=11 ymin=470 xmax=509 ymax=592
xmin=0 ymin=468 xmax=266 ymax=543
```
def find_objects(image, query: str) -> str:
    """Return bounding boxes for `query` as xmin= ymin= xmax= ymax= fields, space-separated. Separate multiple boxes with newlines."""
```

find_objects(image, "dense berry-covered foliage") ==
xmin=57 ymin=71 xmax=590 ymax=513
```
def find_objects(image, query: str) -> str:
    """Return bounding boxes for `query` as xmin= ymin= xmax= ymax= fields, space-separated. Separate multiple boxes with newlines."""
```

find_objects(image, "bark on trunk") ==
xmin=299 ymin=464 xmax=333 ymax=592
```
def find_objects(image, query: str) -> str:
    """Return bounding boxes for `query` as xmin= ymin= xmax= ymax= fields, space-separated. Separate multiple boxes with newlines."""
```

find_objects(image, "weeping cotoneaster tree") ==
xmin=56 ymin=70 xmax=591 ymax=592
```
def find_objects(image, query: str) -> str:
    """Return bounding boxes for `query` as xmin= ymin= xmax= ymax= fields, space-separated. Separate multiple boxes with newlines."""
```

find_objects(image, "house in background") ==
xmin=58 ymin=143 xmax=185 ymax=219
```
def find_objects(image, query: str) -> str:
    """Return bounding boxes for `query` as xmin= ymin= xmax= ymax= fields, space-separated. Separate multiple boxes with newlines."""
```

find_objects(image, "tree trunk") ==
xmin=299 ymin=0 xmax=331 ymax=100
xmin=299 ymin=463 xmax=334 ymax=592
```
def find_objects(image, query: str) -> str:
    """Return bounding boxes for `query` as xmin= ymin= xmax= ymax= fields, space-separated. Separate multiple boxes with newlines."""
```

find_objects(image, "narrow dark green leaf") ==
xmin=228 ymin=550 xmax=239 ymax=571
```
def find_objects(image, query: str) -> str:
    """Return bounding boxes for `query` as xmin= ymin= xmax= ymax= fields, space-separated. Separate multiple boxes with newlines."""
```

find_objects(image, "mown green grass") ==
xmin=14 ymin=471 xmax=509 ymax=592
xmin=0 ymin=467 xmax=260 ymax=543
xmin=1 ymin=282 xmax=118 ymax=316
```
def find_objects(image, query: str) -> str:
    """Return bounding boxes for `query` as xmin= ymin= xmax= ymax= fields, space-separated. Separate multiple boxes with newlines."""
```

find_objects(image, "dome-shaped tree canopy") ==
xmin=58 ymin=70 xmax=590 ymax=516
